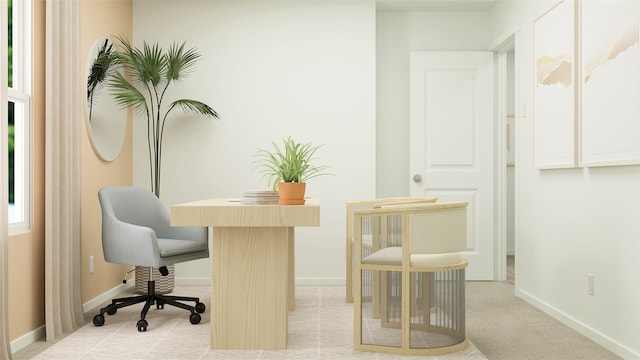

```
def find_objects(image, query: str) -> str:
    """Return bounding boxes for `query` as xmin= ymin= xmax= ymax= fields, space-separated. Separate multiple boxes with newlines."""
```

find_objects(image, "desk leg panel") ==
xmin=288 ymin=227 xmax=295 ymax=311
xmin=211 ymin=227 xmax=289 ymax=350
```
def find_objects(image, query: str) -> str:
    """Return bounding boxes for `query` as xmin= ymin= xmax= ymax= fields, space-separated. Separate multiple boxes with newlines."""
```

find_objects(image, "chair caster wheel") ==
xmin=93 ymin=314 xmax=105 ymax=327
xmin=190 ymin=313 xmax=201 ymax=325
xmin=137 ymin=319 xmax=148 ymax=332
xmin=195 ymin=302 xmax=206 ymax=314
xmin=106 ymin=304 xmax=117 ymax=315
xmin=156 ymin=301 xmax=165 ymax=310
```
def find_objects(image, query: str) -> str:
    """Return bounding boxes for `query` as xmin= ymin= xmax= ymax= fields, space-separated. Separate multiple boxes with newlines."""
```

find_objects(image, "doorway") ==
xmin=506 ymin=48 xmax=516 ymax=284
xmin=494 ymin=35 xmax=516 ymax=283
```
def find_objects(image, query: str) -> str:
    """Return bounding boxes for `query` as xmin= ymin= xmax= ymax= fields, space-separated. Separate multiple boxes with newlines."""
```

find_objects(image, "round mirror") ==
xmin=84 ymin=37 xmax=127 ymax=161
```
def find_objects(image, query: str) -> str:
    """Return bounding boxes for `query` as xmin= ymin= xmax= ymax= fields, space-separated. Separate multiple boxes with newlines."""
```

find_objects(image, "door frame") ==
xmin=491 ymin=31 xmax=517 ymax=282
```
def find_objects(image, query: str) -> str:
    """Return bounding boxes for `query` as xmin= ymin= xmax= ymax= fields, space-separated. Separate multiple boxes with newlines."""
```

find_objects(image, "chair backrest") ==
xmin=347 ymin=196 xmax=437 ymax=237
xmin=99 ymin=186 xmax=173 ymax=238
xmin=98 ymin=186 xmax=208 ymax=267
xmin=374 ymin=201 xmax=467 ymax=255
xmin=409 ymin=204 xmax=467 ymax=255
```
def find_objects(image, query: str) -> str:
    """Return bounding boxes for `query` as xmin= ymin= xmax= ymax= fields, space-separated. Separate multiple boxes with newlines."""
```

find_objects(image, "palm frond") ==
xmin=168 ymin=99 xmax=219 ymax=118
xmin=87 ymin=39 xmax=118 ymax=120
xmin=166 ymin=42 xmax=201 ymax=81
xmin=113 ymin=36 xmax=142 ymax=80
xmin=140 ymin=41 xmax=166 ymax=87
xmin=108 ymin=72 xmax=148 ymax=114
xmin=115 ymin=36 xmax=165 ymax=87
xmin=87 ymin=39 xmax=117 ymax=99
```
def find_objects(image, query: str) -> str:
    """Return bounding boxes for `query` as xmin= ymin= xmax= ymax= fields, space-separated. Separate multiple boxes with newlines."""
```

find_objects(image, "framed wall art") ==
xmin=580 ymin=0 xmax=640 ymax=166
xmin=533 ymin=0 xmax=577 ymax=169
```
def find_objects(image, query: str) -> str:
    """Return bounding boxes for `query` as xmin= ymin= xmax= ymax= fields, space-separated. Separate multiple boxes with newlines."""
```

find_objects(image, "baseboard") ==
xmin=295 ymin=278 xmax=345 ymax=286
xmin=10 ymin=325 xmax=45 ymax=354
xmin=82 ymin=281 xmax=135 ymax=314
xmin=517 ymin=288 xmax=640 ymax=360
xmin=175 ymin=277 xmax=211 ymax=286
xmin=11 ymin=282 xmax=135 ymax=354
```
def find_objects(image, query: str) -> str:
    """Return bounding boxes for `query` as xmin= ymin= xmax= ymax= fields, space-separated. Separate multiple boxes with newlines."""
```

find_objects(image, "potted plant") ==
xmin=108 ymin=36 xmax=219 ymax=198
xmin=254 ymin=136 xmax=331 ymax=205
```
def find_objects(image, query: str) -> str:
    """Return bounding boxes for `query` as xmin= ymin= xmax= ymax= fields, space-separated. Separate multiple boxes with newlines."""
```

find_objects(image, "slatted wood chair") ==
xmin=345 ymin=197 xmax=437 ymax=303
xmin=353 ymin=201 xmax=468 ymax=356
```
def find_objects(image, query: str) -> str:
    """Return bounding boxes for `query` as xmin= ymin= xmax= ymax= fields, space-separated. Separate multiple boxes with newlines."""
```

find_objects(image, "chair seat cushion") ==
xmin=362 ymin=246 xmax=402 ymax=265
xmin=158 ymin=238 xmax=208 ymax=258
xmin=362 ymin=247 xmax=461 ymax=267
xmin=411 ymin=252 xmax=461 ymax=266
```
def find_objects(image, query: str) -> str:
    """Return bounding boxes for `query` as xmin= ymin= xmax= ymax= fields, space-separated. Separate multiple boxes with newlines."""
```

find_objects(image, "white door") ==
xmin=409 ymin=51 xmax=495 ymax=280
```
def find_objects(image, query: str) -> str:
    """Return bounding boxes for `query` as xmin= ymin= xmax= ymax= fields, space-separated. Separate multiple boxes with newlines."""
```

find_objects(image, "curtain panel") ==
xmin=1 ymin=0 xmax=12 ymax=356
xmin=44 ymin=0 xmax=84 ymax=341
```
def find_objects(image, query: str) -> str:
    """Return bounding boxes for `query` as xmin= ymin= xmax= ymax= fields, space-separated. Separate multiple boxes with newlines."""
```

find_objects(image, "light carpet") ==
xmin=32 ymin=286 xmax=487 ymax=360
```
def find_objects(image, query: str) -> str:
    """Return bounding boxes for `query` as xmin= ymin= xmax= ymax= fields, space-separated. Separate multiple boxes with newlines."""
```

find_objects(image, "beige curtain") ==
xmin=44 ymin=0 xmax=84 ymax=341
xmin=1 ymin=0 xmax=12 ymax=356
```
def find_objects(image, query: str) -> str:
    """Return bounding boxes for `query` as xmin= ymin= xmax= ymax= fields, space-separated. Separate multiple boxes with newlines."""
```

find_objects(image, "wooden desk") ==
xmin=170 ymin=198 xmax=320 ymax=350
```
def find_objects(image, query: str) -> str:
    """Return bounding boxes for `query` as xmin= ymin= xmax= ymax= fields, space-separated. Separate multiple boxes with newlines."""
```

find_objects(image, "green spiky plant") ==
xmin=109 ymin=36 xmax=219 ymax=197
xmin=254 ymin=136 xmax=331 ymax=191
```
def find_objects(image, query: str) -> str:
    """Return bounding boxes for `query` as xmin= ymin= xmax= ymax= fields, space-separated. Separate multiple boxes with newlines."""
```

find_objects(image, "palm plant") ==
xmin=109 ymin=36 xmax=219 ymax=197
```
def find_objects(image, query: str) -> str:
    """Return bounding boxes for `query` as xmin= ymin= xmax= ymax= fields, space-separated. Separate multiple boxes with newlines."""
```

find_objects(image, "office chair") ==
xmin=92 ymin=186 xmax=209 ymax=332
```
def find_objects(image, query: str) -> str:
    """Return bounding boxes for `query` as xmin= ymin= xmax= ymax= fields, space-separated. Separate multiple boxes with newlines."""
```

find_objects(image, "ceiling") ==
xmin=376 ymin=0 xmax=498 ymax=11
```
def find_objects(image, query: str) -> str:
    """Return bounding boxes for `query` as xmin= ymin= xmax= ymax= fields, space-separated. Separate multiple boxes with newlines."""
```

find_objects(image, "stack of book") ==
xmin=241 ymin=190 xmax=279 ymax=205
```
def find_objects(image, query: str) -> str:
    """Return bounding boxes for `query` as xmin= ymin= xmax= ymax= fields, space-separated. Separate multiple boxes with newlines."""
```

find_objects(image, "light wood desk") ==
xmin=170 ymin=198 xmax=320 ymax=350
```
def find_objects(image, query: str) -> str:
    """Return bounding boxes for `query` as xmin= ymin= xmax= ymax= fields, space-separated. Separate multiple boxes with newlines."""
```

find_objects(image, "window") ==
xmin=7 ymin=0 xmax=31 ymax=233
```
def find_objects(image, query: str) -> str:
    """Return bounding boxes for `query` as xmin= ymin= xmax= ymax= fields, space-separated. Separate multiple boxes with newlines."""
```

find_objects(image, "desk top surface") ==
xmin=173 ymin=197 xmax=319 ymax=207
xmin=170 ymin=198 xmax=320 ymax=227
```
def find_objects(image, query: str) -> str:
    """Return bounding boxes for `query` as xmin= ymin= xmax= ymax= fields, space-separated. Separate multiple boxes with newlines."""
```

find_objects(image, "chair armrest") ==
xmin=150 ymin=204 xmax=207 ymax=244
xmin=102 ymin=214 xmax=163 ymax=267
xmin=162 ymin=225 xmax=207 ymax=244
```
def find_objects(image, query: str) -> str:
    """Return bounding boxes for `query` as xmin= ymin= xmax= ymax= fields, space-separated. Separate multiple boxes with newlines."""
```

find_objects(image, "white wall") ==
xmin=491 ymin=1 xmax=640 ymax=358
xmin=130 ymin=0 xmax=640 ymax=357
xmin=132 ymin=0 xmax=377 ymax=284
xmin=376 ymin=10 xmax=492 ymax=197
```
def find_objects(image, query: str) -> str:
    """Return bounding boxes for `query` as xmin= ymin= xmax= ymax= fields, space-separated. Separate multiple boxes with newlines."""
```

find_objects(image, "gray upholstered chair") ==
xmin=92 ymin=186 xmax=209 ymax=332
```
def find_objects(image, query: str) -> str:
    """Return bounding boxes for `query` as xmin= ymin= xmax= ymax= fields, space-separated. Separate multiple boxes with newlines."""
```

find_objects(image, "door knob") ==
xmin=413 ymin=174 xmax=422 ymax=183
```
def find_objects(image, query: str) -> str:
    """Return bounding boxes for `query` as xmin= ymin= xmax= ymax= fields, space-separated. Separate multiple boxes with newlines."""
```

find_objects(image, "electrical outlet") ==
xmin=587 ymin=274 xmax=595 ymax=296
xmin=89 ymin=256 xmax=94 ymax=274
